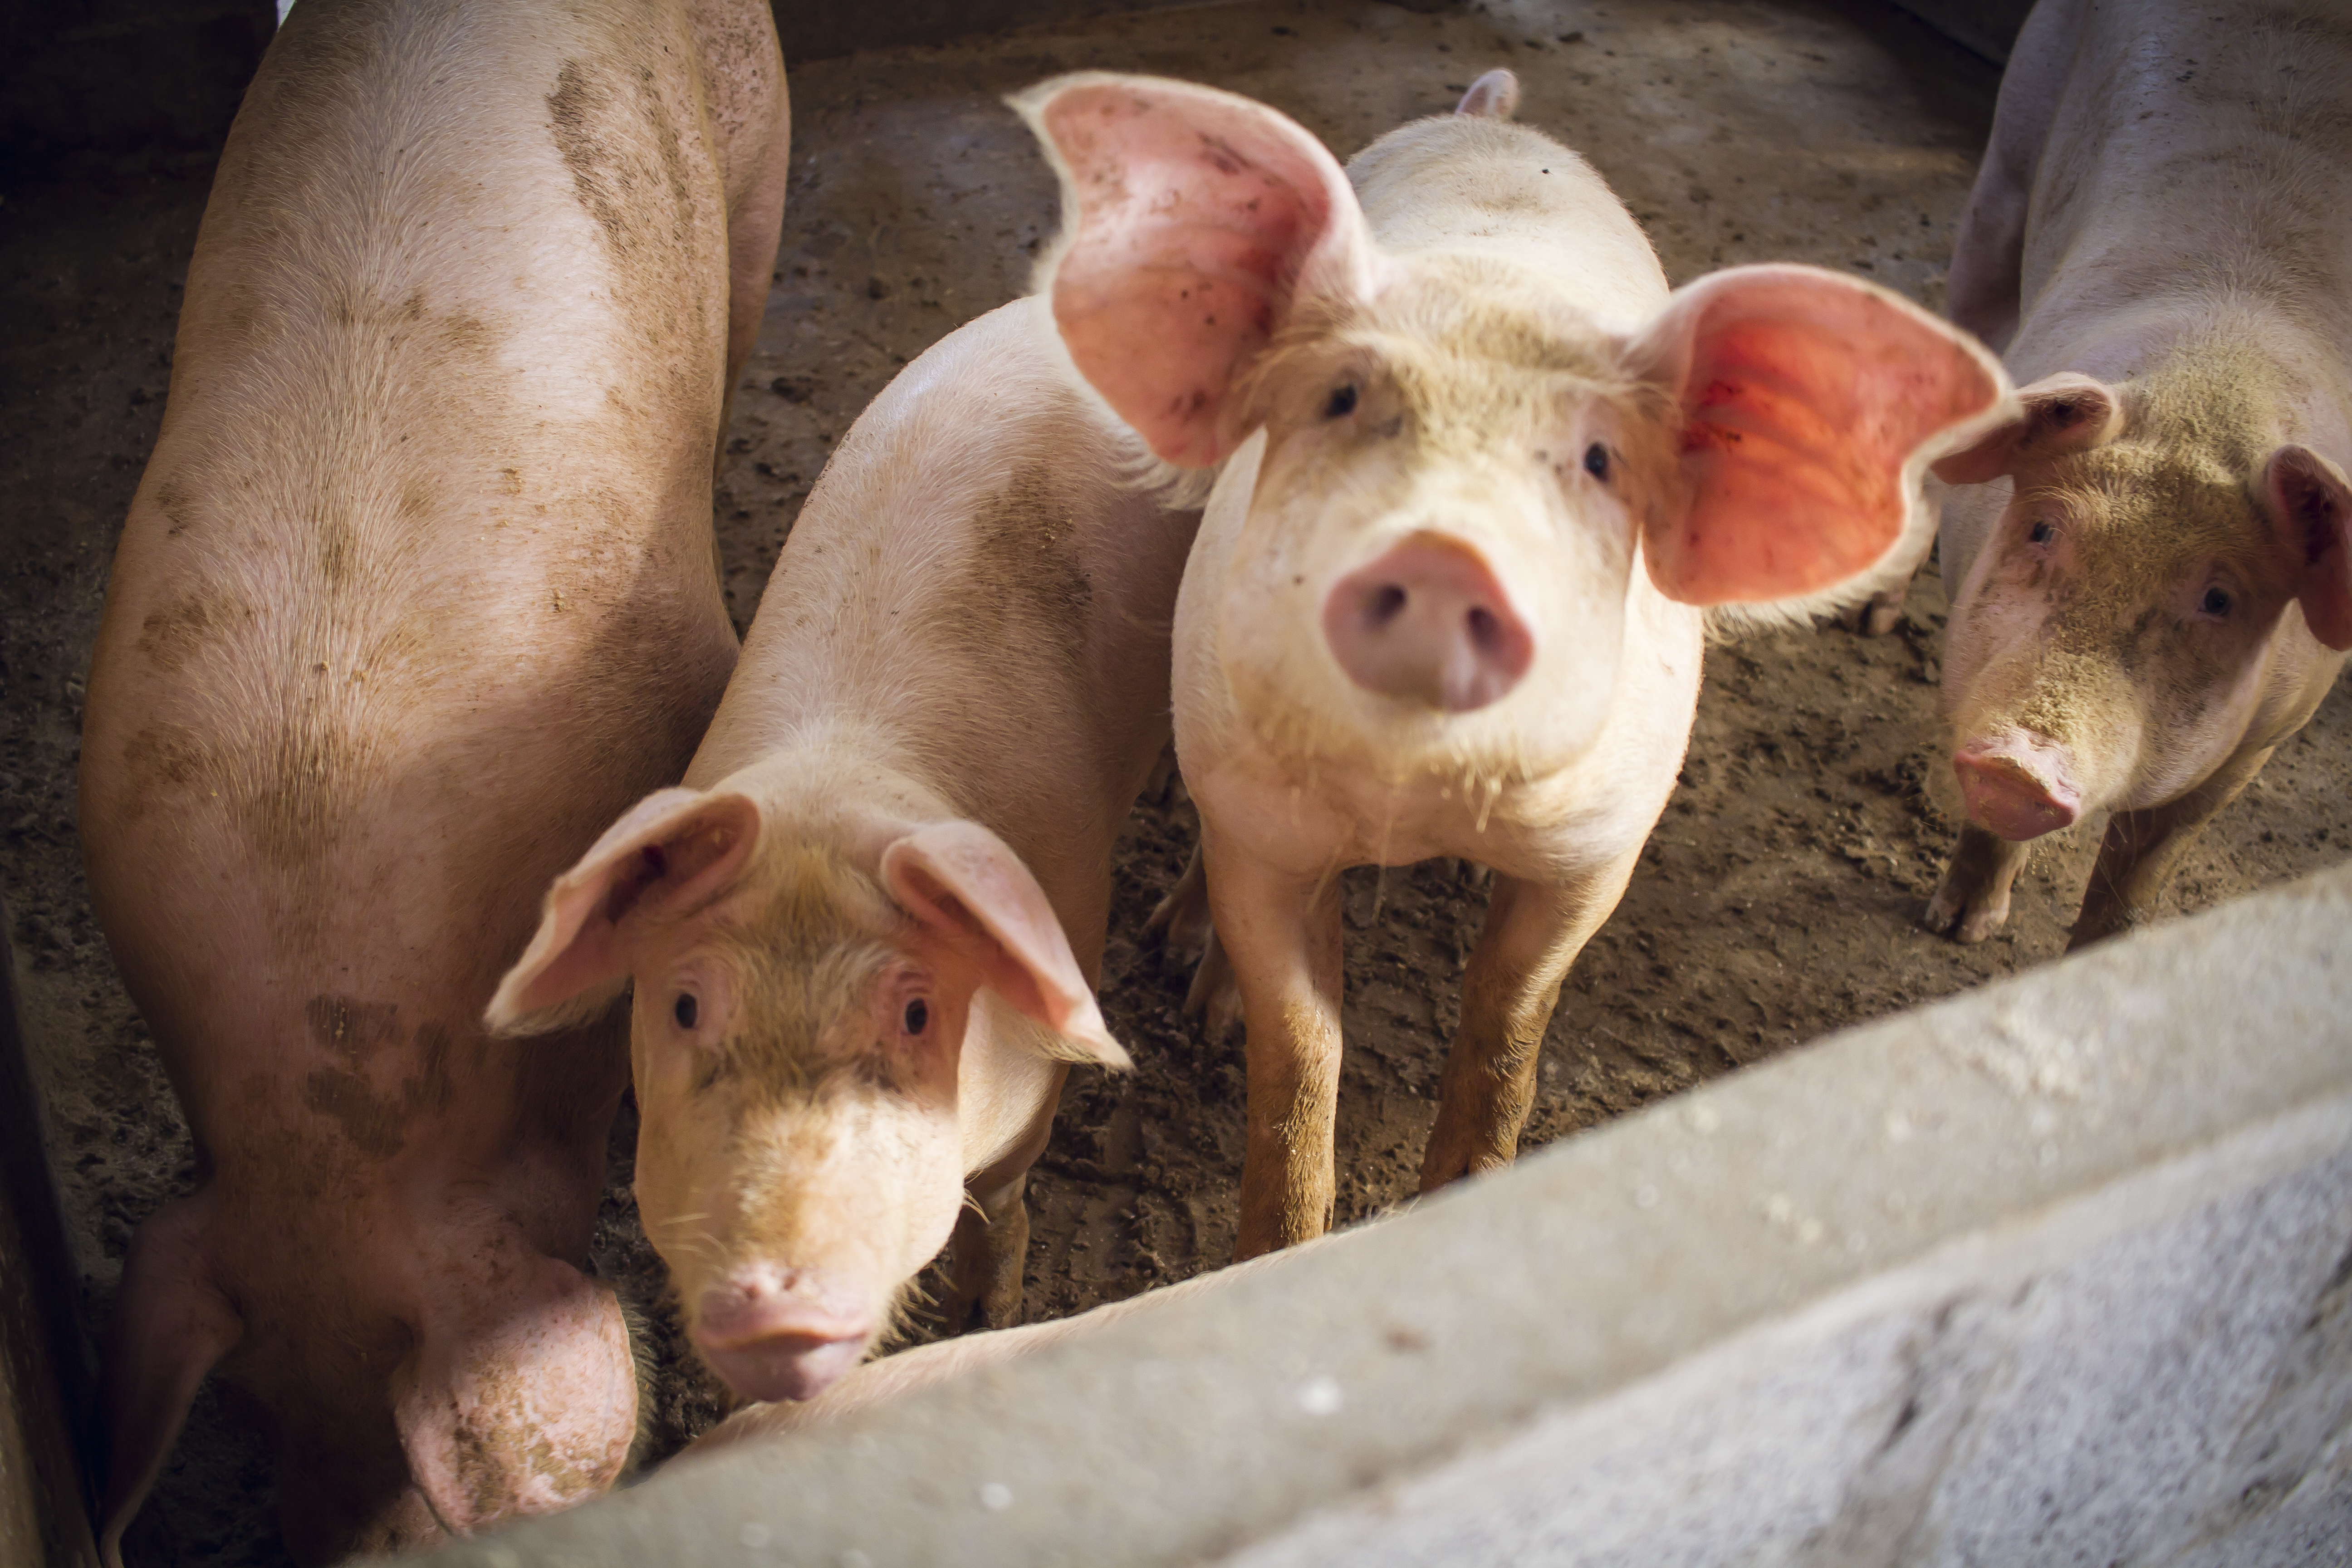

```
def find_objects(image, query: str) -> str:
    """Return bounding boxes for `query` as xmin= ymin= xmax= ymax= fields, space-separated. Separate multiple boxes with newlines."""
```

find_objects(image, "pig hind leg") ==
xmin=2069 ymin=744 xmax=2274 ymax=951
xmin=1147 ymin=843 xmax=1246 ymax=1039
xmin=1419 ymin=852 xmax=1640 ymax=1192
xmin=1206 ymin=830 xmax=1348 ymax=1260
xmin=1923 ymin=825 xmax=2033 ymax=942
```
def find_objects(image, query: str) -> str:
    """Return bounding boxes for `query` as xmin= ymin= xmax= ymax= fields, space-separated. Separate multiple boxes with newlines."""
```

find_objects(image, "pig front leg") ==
xmin=1923 ymin=825 xmax=2033 ymax=941
xmin=1204 ymin=826 xmax=1348 ymax=1261
xmin=1419 ymin=852 xmax=1640 ymax=1191
xmin=2069 ymin=745 xmax=2274 ymax=952
xmin=941 ymin=1091 xmax=1063 ymax=1332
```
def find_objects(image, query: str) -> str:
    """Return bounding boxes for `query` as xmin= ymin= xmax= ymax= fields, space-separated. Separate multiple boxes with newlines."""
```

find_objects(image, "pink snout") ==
xmin=1954 ymin=736 xmax=2081 ymax=841
xmin=692 ymin=1266 xmax=874 ymax=1402
xmin=1322 ymin=532 xmax=1534 ymax=713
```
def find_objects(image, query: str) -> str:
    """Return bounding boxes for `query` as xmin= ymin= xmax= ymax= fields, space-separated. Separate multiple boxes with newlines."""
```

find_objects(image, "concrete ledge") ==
xmin=423 ymin=866 xmax=2352 ymax=1567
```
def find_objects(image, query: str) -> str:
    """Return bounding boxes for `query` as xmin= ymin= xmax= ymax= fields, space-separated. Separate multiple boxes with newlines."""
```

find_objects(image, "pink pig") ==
xmin=486 ymin=296 xmax=1195 ymax=1403
xmin=1017 ymin=70 xmax=2010 ymax=1256
xmin=1921 ymin=0 xmax=2352 ymax=947
xmin=75 ymin=0 xmax=787 ymax=1557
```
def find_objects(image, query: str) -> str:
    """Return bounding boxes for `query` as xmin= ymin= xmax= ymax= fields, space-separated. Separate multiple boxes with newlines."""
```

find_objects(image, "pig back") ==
xmin=80 ymin=0 xmax=741 ymax=1158
xmin=692 ymin=297 xmax=1200 ymax=882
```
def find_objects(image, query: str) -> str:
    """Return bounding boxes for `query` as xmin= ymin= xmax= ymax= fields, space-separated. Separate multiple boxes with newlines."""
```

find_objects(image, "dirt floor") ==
xmin=6 ymin=0 xmax=2352 ymax=1563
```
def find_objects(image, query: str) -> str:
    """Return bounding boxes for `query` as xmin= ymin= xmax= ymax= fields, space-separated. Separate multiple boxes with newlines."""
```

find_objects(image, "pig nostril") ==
xmin=1465 ymin=605 xmax=1500 ymax=651
xmin=1366 ymin=583 xmax=1408 ymax=627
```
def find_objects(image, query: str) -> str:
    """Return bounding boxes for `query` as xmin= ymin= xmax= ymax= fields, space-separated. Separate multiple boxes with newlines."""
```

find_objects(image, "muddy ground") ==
xmin=5 ymin=0 xmax=2349 ymax=1563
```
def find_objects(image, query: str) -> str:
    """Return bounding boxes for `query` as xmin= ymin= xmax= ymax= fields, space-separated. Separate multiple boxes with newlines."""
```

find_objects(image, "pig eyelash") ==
xmin=1323 ymin=383 xmax=1359 ymax=420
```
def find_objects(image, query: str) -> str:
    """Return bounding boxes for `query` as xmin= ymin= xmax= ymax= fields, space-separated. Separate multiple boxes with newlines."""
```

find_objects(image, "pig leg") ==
xmin=1206 ymin=829 xmax=1347 ymax=1260
xmin=2068 ymin=745 xmax=2274 ymax=951
xmin=942 ymin=1091 xmax=1062 ymax=1330
xmin=1419 ymin=852 xmax=1640 ymax=1191
xmin=1922 ymin=825 xmax=2033 ymax=942
xmin=1146 ymin=841 xmax=1213 ymax=957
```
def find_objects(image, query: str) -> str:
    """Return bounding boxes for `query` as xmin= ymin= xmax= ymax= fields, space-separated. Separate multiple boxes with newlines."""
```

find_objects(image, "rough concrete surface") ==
xmin=418 ymin=864 xmax=2352 ymax=1568
xmin=3 ymin=1 xmax=2350 ymax=1564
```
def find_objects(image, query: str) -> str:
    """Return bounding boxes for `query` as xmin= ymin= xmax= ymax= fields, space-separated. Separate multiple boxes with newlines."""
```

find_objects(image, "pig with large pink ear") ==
xmin=1917 ymin=0 xmax=2352 ymax=949
xmin=488 ymin=294 xmax=1193 ymax=1403
xmin=1016 ymin=68 xmax=2012 ymax=1257
xmin=76 ymin=0 xmax=789 ymax=1559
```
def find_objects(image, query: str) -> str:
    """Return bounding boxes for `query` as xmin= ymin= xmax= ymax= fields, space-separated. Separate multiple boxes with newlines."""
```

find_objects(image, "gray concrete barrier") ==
xmin=414 ymin=862 xmax=2352 ymax=1568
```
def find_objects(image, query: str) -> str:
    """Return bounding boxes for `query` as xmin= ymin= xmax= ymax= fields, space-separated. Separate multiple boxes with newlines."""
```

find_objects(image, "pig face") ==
xmin=1210 ymin=265 xmax=1646 ymax=781
xmin=1936 ymin=365 xmax=2352 ymax=838
xmin=489 ymin=791 xmax=1124 ymax=1401
xmin=1016 ymin=73 xmax=2011 ymax=786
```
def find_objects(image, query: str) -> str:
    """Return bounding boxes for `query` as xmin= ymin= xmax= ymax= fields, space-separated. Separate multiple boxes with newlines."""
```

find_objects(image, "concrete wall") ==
xmin=416 ymin=863 xmax=2352 ymax=1568
xmin=0 ymin=909 xmax=100 ymax=1568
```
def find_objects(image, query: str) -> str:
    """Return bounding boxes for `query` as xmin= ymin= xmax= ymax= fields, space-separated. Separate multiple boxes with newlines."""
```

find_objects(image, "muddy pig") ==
xmin=1018 ymin=70 xmax=2010 ymax=1257
xmin=77 ymin=0 xmax=787 ymax=1557
xmin=1921 ymin=0 xmax=2352 ymax=948
xmin=486 ymin=295 xmax=1196 ymax=1402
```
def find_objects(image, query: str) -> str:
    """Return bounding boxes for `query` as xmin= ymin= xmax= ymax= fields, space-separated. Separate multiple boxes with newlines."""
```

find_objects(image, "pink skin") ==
xmin=1921 ymin=0 xmax=2352 ymax=949
xmin=75 ymin=0 xmax=789 ymax=1558
xmin=1017 ymin=71 xmax=2010 ymax=1257
xmin=1953 ymin=732 xmax=2081 ymax=841
xmin=1322 ymin=533 xmax=1535 ymax=712
xmin=489 ymin=298 xmax=1190 ymax=1403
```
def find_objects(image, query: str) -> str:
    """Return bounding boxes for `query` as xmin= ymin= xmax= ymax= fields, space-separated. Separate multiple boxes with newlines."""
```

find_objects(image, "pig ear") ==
xmin=485 ymin=787 xmax=763 ymax=1036
xmin=881 ymin=821 xmax=1130 ymax=1068
xmin=1628 ymin=263 xmax=2013 ymax=606
xmin=2264 ymin=444 xmax=2352 ymax=651
xmin=99 ymin=1198 xmax=243 ymax=1568
xmin=1012 ymin=72 xmax=1384 ymax=467
xmin=394 ymin=1250 xmax=637 ymax=1535
xmin=1931 ymin=371 xmax=2125 ymax=484
xmin=1455 ymin=69 xmax=1520 ymax=120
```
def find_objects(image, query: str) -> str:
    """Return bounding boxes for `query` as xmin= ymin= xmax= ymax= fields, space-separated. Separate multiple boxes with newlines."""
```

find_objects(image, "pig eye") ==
xmin=2200 ymin=586 xmax=2232 ymax=617
xmin=1583 ymin=443 xmax=1610 ymax=482
xmin=902 ymin=998 xmax=929 ymax=1035
xmin=2028 ymin=520 xmax=2055 ymax=545
xmin=672 ymin=993 xmax=698 ymax=1029
xmin=1323 ymin=383 xmax=1358 ymax=420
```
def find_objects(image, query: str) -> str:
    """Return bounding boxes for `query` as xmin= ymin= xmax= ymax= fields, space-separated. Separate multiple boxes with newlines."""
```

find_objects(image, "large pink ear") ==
xmin=485 ymin=787 xmax=762 ymax=1035
xmin=2264 ymin=444 xmax=2352 ymax=651
xmin=393 ymin=1249 xmax=636 ymax=1536
xmin=1012 ymin=72 xmax=1383 ymax=467
xmin=99 ymin=1196 xmax=242 ymax=1568
xmin=1931 ymin=371 xmax=2125 ymax=484
xmin=1628 ymin=264 xmax=2012 ymax=606
xmin=881 ymin=821 xmax=1130 ymax=1068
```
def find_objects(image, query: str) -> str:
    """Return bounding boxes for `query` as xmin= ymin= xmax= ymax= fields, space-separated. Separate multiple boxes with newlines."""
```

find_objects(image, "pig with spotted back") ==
xmin=486 ymin=296 xmax=1193 ymax=1402
xmin=76 ymin=0 xmax=786 ymax=1556
xmin=1920 ymin=0 xmax=2352 ymax=948
xmin=1018 ymin=71 xmax=2010 ymax=1257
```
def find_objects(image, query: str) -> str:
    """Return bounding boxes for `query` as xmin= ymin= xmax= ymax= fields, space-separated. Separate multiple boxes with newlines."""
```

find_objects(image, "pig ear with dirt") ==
xmin=1626 ymin=263 xmax=2015 ymax=615
xmin=1012 ymin=73 xmax=1387 ymax=467
xmin=484 ymin=787 xmax=764 ymax=1035
xmin=1930 ymin=371 xmax=2127 ymax=484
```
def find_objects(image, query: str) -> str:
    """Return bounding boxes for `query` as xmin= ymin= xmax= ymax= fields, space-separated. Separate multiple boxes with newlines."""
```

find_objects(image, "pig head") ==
xmin=1935 ymin=361 xmax=2352 ymax=849
xmin=488 ymin=781 xmax=1125 ymax=1402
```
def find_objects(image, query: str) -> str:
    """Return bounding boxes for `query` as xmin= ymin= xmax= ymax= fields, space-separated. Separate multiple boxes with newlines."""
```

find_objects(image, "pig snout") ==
xmin=692 ymin=1266 xmax=874 ymax=1401
xmin=1322 ymin=533 xmax=1534 ymax=712
xmin=1954 ymin=735 xmax=2081 ymax=841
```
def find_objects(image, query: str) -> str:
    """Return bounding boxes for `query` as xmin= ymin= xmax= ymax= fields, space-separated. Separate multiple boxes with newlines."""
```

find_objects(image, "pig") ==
xmin=75 ymin=0 xmax=787 ymax=1557
xmin=484 ymin=294 xmax=1196 ymax=1403
xmin=1017 ymin=69 xmax=2010 ymax=1257
xmin=1920 ymin=0 xmax=2352 ymax=949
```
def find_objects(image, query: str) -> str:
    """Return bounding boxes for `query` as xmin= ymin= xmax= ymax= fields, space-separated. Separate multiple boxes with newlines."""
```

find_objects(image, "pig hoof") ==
xmin=1922 ymin=877 xmax=2007 ymax=943
xmin=1838 ymin=594 xmax=1904 ymax=637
